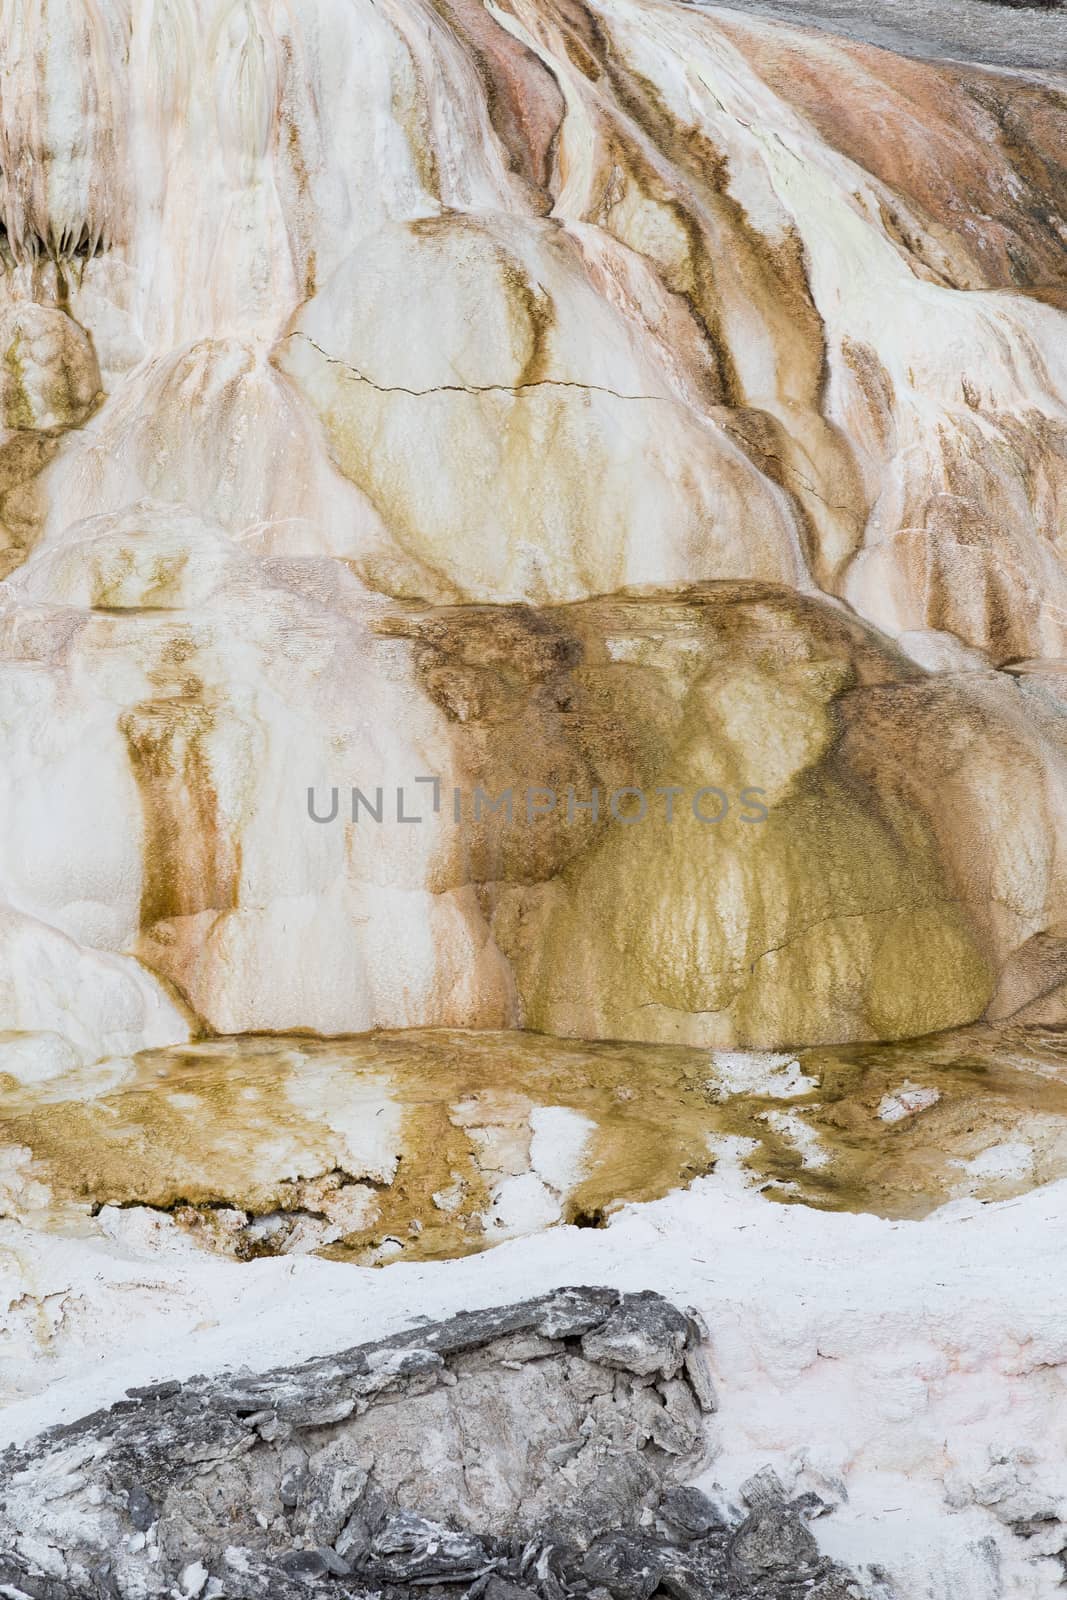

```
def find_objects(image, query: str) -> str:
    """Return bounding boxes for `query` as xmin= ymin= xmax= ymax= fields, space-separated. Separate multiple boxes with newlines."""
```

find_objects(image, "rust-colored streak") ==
xmin=120 ymin=695 xmax=241 ymax=930
xmin=430 ymin=0 xmax=567 ymax=207
xmin=719 ymin=18 xmax=1067 ymax=301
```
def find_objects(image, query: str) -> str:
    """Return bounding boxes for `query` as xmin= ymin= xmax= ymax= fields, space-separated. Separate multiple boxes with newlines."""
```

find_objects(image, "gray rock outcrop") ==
xmin=0 ymin=1289 xmax=883 ymax=1600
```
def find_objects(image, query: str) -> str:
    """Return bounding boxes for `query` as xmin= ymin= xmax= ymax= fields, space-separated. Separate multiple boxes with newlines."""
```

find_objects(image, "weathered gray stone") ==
xmin=657 ymin=1486 xmax=725 ymax=1541
xmin=126 ymin=1484 xmax=156 ymax=1532
xmin=535 ymin=1287 xmax=621 ymax=1339
xmin=740 ymin=1467 xmax=789 ymax=1509
xmin=126 ymin=1381 xmax=181 ymax=1402
xmin=334 ymin=1473 xmax=390 ymax=1561
xmin=579 ymin=1532 xmax=665 ymax=1600
xmin=682 ymin=1349 xmax=718 ymax=1416
xmin=0 ymin=1289 xmax=880 ymax=1600
xmin=485 ymin=1580 xmax=540 ymax=1600
xmin=580 ymin=1294 xmax=691 ymax=1379
xmin=278 ymin=1464 xmax=306 ymax=1509
xmin=658 ymin=1542 xmax=730 ymax=1600
xmin=300 ymin=1461 xmax=368 ymax=1545
xmin=316 ymin=1545 xmax=353 ymax=1577
xmin=277 ymin=1549 xmax=327 ymax=1582
xmin=728 ymin=1505 xmax=823 ymax=1581
xmin=365 ymin=1511 xmax=490 ymax=1581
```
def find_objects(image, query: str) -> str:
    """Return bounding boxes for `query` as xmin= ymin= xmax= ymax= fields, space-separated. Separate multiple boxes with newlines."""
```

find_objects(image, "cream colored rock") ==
xmin=277 ymin=216 xmax=806 ymax=602
xmin=0 ymin=503 xmax=518 ymax=1039
xmin=0 ymin=0 xmax=1062 ymax=1056
xmin=0 ymin=1031 xmax=82 ymax=1084
xmin=0 ymin=305 xmax=99 ymax=432
xmin=0 ymin=906 xmax=187 ymax=1064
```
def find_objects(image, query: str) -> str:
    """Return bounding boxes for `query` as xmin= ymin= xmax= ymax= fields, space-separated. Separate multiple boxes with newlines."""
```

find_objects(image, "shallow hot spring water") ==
xmin=4 ymin=1024 xmax=1067 ymax=1266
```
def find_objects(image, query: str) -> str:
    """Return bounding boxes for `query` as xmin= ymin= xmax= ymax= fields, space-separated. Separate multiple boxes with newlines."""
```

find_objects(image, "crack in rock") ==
xmin=287 ymin=333 xmax=669 ymax=405
xmin=286 ymin=334 xmax=862 ymax=545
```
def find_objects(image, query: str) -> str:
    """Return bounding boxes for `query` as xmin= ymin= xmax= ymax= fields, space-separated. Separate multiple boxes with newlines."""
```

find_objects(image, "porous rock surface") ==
xmin=1 ymin=0 xmax=1067 ymax=1052
xmin=0 ymin=1289 xmax=877 ymax=1600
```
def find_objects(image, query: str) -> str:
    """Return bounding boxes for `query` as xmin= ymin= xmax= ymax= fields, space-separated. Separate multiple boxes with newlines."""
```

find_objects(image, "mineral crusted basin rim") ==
xmin=3 ymin=1024 xmax=1067 ymax=1264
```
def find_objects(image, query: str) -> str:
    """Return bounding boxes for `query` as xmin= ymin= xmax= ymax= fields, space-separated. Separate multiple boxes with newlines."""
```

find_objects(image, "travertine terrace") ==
xmin=1 ymin=2 xmax=1067 ymax=1596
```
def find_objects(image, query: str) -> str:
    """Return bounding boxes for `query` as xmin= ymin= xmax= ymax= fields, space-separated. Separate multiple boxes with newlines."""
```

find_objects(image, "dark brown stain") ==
xmin=841 ymin=337 xmax=896 ymax=452
xmin=120 ymin=691 xmax=242 ymax=930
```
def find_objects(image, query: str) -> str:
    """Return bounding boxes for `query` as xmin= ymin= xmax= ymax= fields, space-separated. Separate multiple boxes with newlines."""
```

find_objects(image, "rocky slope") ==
xmin=2 ymin=3 xmax=1067 ymax=1597
xmin=0 ymin=1288 xmax=886 ymax=1600
xmin=0 ymin=0 xmax=1066 ymax=1050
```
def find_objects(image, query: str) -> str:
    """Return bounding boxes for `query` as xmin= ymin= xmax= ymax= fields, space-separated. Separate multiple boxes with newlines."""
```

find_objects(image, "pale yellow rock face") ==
xmin=0 ymin=0 xmax=1065 ymax=1050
